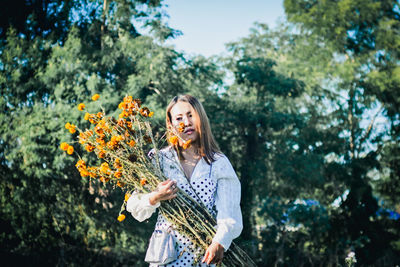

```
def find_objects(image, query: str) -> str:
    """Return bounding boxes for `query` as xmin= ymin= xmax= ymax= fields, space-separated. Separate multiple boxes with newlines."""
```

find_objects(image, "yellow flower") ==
xmin=169 ymin=136 xmax=178 ymax=146
xmin=80 ymin=169 xmax=90 ymax=177
xmin=60 ymin=142 xmax=69 ymax=151
xmin=123 ymin=96 xmax=132 ymax=103
xmin=117 ymin=214 xmax=126 ymax=222
xmin=114 ymin=171 xmax=122 ymax=179
xmin=69 ymin=125 xmax=76 ymax=134
xmin=85 ymin=144 xmax=95 ymax=152
xmin=178 ymin=122 xmax=185 ymax=133
xmin=77 ymin=103 xmax=85 ymax=111
xmin=67 ymin=145 xmax=74 ymax=155
xmin=100 ymin=176 xmax=110 ymax=183
xmin=128 ymin=140 xmax=136 ymax=147
xmin=124 ymin=193 xmax=131 ymax=202
xmin=84 ymin=112 xmax=90 ymax=120
xmin=114 ymin=158 xmax=122 ymax=169
xmin=140 ymin=107 xmax=150 ymax=117
xmin=182 ymin=139 xmax=192 ymax=149
xmin=92 ymin=94 xmax=100 ymax=101
xmin=149 ymin=111 xmax=154 ymax=117
xmin=75 ymin=159 xmax=86 ymax=169
xmin=65 ymin=122 xmax=71 ymax=129
xmin=98 ymin=150 xmax=106 ymax=159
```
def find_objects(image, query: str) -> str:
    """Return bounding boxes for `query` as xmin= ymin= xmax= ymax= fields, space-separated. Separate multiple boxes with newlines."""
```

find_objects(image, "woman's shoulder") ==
xmin=212 ymin=152 xmax=232 ymax=166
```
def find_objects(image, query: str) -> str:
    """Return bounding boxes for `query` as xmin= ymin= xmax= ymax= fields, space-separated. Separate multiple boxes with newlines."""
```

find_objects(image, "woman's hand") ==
xmin=149 ymin=179 xmax=178 ymax=205
xmin=202 ymin=241 xmax=224 ymax=265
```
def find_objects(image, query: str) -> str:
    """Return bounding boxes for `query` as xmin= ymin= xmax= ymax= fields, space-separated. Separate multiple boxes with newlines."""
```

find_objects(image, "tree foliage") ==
xmin=1 ymin=0 xmax=399 ymax=266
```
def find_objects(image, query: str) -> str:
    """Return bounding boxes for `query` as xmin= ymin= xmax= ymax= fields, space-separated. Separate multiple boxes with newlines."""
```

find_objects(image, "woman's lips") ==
xmin=185 ymin=129 xmax=194 ymax=135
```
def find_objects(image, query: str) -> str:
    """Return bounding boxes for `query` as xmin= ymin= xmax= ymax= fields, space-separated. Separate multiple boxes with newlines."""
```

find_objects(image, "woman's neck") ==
xmin=180 ymin=145 xmax=200 ymax=161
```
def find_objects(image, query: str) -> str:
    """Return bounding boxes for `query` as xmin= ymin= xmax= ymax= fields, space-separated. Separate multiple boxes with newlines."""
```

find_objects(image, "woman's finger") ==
xmin=167 ymin=194 xmax=177 ymax=200
xmin=160 ymin=179 xmax=170 ymax=186
xmin=202 ymin=250 xmax=209 ymax=263
xmin=206 ymin=253 xmax=215 ymax=265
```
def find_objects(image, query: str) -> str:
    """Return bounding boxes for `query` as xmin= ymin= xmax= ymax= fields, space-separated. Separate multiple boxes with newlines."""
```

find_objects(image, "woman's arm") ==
xmin=212 ymin=155 xmax=243 ymax=250
xmin=203 ymin=155 xmax=243 ymax=264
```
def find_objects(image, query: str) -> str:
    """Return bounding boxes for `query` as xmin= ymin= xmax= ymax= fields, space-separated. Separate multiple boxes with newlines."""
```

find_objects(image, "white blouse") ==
xmin=127 ymin=146 xmax=243 ymax=251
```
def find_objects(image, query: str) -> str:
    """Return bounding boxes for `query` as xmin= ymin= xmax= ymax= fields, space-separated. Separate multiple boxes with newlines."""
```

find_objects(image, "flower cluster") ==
xmin=59 ymin=94 xmax=161 ymax=222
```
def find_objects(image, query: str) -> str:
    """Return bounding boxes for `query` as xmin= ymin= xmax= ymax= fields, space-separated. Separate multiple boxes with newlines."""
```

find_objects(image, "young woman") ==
xmin=127 ymin=95 xmax=242 ymax=266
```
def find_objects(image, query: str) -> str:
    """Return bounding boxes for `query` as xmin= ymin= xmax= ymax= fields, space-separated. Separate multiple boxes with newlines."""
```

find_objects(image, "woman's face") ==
xmin=170 ymin=101 xmax=199 ymax=143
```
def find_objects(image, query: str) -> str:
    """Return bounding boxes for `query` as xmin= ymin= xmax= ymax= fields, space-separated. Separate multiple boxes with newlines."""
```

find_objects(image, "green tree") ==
xmin=0 ymin=0 xmax=188 ymax=265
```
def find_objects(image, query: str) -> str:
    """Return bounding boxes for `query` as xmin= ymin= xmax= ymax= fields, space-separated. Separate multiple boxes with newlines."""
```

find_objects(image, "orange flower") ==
xmin=60 ymin=142 xmax=69 ymax=151
xmin=128 ymin=140 xmax=136 ymax=147
xmin=92 ymin=94 xmax=100 ymax=101
xmin=119 ymin=111 xmax=129 ymax=118
xmin=124 ymin=193 xmax=131 ymax=202
xmin=111 ymin=135 xmax=123 ymax=142
xmin=85 ymin=144 xmax=95 ymax=152
xmin=107 ymin=141 xmax=117 ymax=150
xmin=126 ymin=121 xmax=132 ymax=129
xmin=114 ymin=158 xmax=122 ymax=169
xmin=117 ymin=118 xmax=125 ymax=127
xmin=68 ymin=124 xmax=76 ymax=134
xmin=67 ymin=145 xmax=74 ymax=155
xmin=96 ymin=137 xmax=105 ymax=146
xmin=114 ymin=171 xmax=122 ymax=179
xmin=178 ymin=122 xmax=185 ymax=133
xmin=100 ymin=162 xmax=110 ymax=174
xmin=77 ymin=103 xmax=85 ymax=111
xmin=133 ymin=99 xmax=142 ymax=108
xmin=80 ymin=169 xmax=90 ymax=177
xmin=89 ymin=115 xmax=97 ymax=124
xmin=140 ymin=178 xmax=147 ymax=186
xmin=96 ymin=112 xmax=103 ymax=118
xmin=98 ymin=150 xmax=106 ymax=158
xmin=182 ymin=139 xmax=192 ymax=149
xmin=169 ymin=136 xmax=178 ymax=146
xmin=84 ymin=112 xmax=90 ymax=120
xmin=117 ymin=181 xmax=125 ymax=188
xmin=75 ymin=159 xmax=86 ymax=169
xmin=100 ymin=176 xmax=110 ymax=183
xmin=117 ymin=214 xmax=126 ymax=222
xmin=123 ymin=96 xmax=133 ymax=103
xmin=94 ymin=125 xmax=103 ymax=135
xmin=140 ymin=107 xmax=150 ymax=117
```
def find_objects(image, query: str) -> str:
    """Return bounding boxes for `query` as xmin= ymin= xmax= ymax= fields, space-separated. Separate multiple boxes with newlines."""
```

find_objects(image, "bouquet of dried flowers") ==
xmin=60 ymin=95 xmax=256 ymax=266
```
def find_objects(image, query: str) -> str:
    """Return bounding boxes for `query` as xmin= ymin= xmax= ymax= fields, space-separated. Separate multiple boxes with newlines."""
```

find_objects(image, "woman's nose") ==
xmin=183 ymin=116 xmax=191 ymax=126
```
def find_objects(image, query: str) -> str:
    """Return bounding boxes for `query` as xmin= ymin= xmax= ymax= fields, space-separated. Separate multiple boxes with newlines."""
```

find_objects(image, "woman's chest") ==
xmin=162 ymin=156 xmax=217 ymax=209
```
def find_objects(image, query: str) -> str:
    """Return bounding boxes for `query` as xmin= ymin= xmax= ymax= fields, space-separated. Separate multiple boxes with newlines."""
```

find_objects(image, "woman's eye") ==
xmin=176 ymin=117 xmax=182 ymax=121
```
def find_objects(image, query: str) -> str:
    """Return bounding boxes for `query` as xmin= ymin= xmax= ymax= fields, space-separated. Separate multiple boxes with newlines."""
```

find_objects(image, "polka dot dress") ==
xmin=149 ymin=151 xmax=217 ymax=267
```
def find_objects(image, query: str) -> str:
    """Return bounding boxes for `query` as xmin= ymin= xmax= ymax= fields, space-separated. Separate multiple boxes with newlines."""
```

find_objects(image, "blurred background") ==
xmin=1 ymin=0 xmax=399 ymax=266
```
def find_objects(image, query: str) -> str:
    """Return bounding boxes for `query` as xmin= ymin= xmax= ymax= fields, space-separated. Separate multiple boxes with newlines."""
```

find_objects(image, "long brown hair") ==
xmin=166 ymin=95 xmax=220 ymax=164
